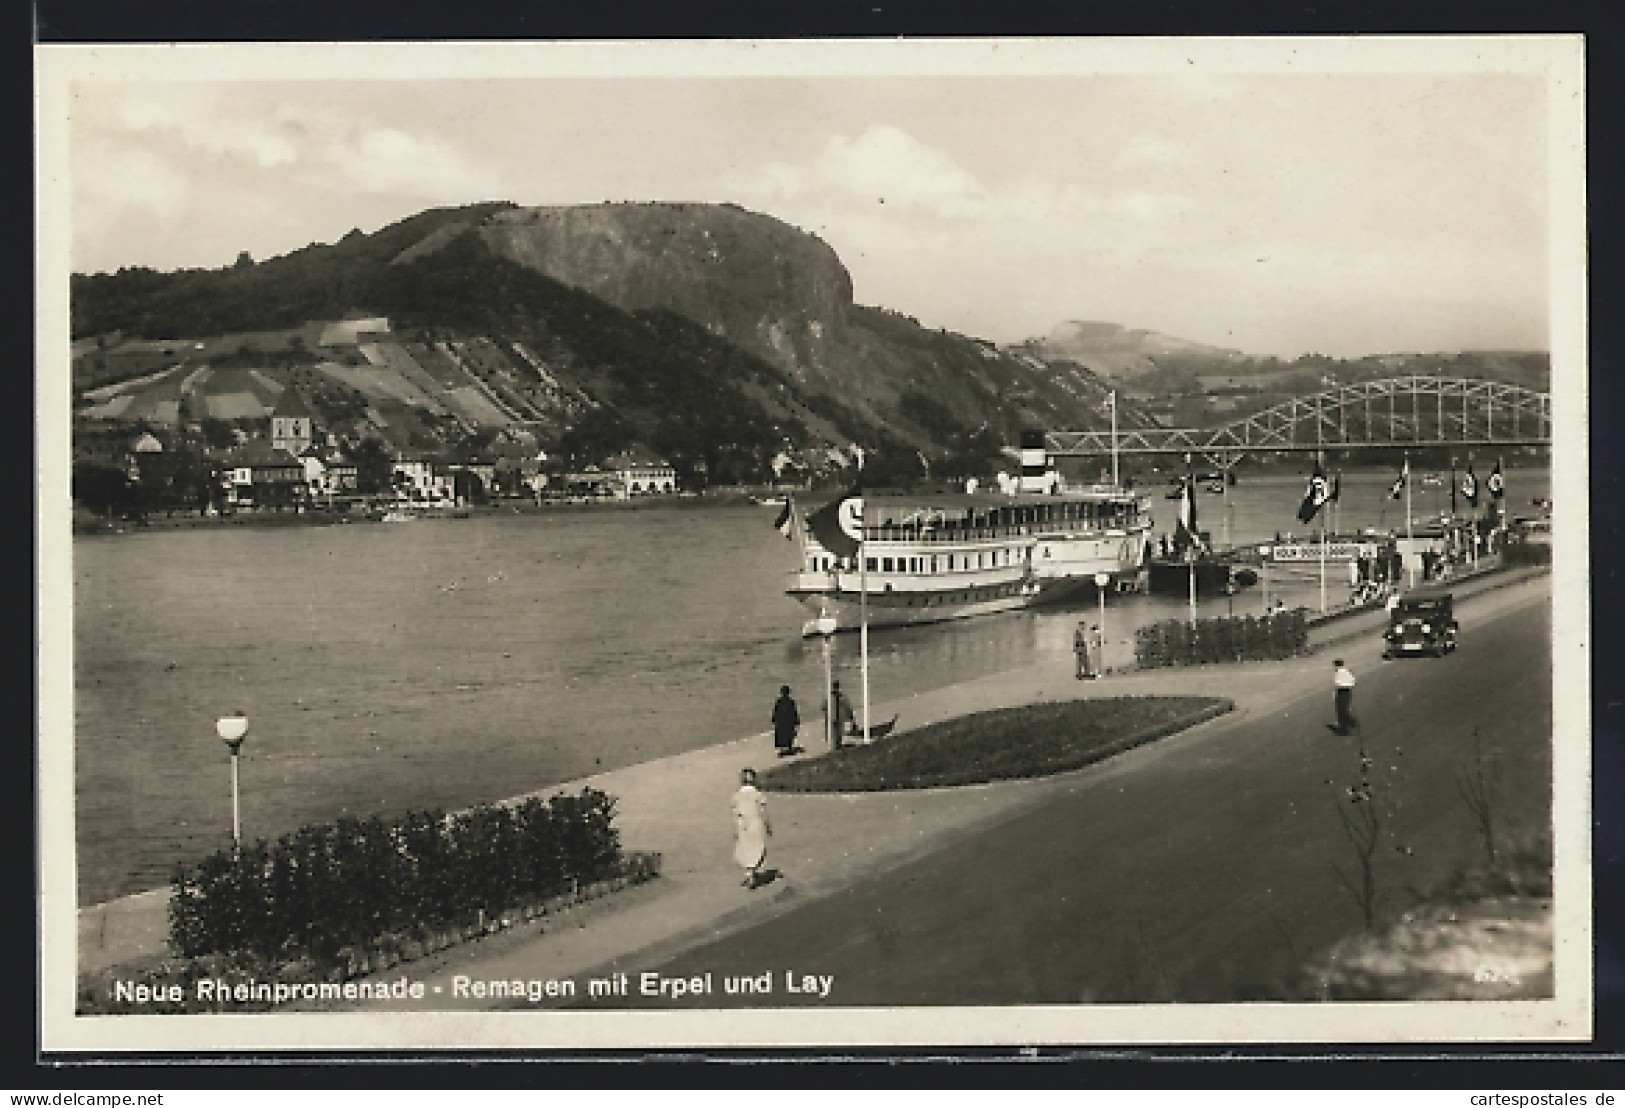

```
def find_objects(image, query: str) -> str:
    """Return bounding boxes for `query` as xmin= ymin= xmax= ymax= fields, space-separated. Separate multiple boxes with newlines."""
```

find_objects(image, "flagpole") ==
xmin=1186 ymin=468 xmax=1197 ymax=626
xmin=1469 ymin=458 xmax=1479 ymax=570
xmin=1110 ymin=390 xmax=1119 ymax=489
xmin=1188 ymin=547 xmax=1197 ymax=626
xmin=1405 ymin=451 xmax=1414 ymax=588
xmin=1336 ymin=470 xmax=1345 ymax=578
xmin=1318 ymin=453 xmax=1326 ymax=613
xmin=1319 ymin=518 xmax=1327 ymax=613
xmin=859 ymin=533 xmax=870 ymax=746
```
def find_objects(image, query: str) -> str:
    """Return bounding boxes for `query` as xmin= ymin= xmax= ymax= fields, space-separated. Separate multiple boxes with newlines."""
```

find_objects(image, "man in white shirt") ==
xmin=1332 ymin=658 xmax=1358 ymax=734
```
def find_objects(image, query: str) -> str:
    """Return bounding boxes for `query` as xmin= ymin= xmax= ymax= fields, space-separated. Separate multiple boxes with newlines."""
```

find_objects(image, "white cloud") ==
xmin=321 ymin=125 xmax=504 ymax=198
xmin=1113 ymin=133 xmax=1186 ymax=170
xmin=113 ymin=90 xmax=299 ymax=168
xmin=96 ymin=88 xmax=508 ymax=201
xmin=1108 ymin=191 xmax=1194 ymax=222
xmin=726 ymin=125 xmax=1112 ymax=226
xmin=734 ymin=160 xmax=810 ymax=199
xmin=78 ymin=143 xmax=193 ymax=222
xmin=814 ymin=124 xmax=991 ymax=218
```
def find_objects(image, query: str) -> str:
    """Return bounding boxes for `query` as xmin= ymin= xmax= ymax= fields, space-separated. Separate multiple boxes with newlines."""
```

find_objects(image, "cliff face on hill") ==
xmin=464 ymin=202 xmax=1135 ymax=447
xmin=478 ymin=203 xmax=852 ymax=374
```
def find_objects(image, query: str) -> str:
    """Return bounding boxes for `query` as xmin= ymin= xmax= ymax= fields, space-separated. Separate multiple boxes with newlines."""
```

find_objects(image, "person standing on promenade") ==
xmin=1331 ymin=658 xmax=1358 ymax=735
xmin=1074 ymin=621 xmax=1096 ymax=680
xmin=732 ymin=768 xmax=771 ymax=889
xmin=771 ymin=685 xmax=801 ymax=757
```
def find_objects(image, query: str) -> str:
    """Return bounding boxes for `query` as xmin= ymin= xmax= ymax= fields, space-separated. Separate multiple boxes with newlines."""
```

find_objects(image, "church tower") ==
xmin=270 ymin=386 xmax=316 ymax=456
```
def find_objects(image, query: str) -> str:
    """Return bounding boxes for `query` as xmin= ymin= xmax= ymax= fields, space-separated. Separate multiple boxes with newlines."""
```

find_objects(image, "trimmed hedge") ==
xmin=1135 ymin=610 xmax=1309 ymax=668
xmin=1500 ymin=538 xmax=1552 ymax=567
xmin=83 ymin=851 xmax=662 ymax=1015
xmin=169 ymin=788 xmax=621 ymax=965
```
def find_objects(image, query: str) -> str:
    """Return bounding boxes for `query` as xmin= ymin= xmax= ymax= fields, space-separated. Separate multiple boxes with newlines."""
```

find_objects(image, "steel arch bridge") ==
xmin=1047 ymin=375 xmax=1551 ymax=461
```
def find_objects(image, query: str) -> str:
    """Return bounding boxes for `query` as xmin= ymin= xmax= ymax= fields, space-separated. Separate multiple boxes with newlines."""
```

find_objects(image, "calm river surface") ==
xmin=72 ymin=464 xmax=1548 ymax=905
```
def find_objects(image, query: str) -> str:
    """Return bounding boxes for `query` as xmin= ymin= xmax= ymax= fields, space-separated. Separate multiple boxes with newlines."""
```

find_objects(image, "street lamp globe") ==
xmin=216 ymin=712 xmax=248 ymax=752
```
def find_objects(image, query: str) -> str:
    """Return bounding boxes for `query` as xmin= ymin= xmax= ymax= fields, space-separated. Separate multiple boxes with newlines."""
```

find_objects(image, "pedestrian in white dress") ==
xmin=732 ymin=768 xmax=771 ymax=889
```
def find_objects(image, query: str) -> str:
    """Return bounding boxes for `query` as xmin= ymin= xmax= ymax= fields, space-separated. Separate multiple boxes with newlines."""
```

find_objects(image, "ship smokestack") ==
xmin=1018 ymin=429 xmax=1050 ymax=494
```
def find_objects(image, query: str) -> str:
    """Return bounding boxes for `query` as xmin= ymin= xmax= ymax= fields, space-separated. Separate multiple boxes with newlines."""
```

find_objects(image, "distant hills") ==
xmin=1030 ymin=320 xmax=1248 ymax=381
xmin=70 ymin=199 xmax=1549 ymax=486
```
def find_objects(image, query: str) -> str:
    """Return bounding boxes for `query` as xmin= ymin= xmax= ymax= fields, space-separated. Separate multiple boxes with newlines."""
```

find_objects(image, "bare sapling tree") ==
xmin=1456 ymin=728 xmax=1502 ymax=870
xmin=1326 ymin=738 xmax=1412 ymax=932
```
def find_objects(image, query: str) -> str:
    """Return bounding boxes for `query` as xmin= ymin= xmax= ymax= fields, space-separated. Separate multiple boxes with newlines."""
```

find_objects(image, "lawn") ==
xmin=761 ymin=695 xmax=1233 ymax=793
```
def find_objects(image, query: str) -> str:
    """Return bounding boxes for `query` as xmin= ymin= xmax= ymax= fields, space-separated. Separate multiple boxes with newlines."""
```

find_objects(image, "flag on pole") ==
xmin=1462 ymin=464 xmax=1480 ymax=509
xmin=773 ymin=498 xmax=797 ymax=541
xmin=1488 ymin=457 xmax=1506 ymax=500
xmin=1174 ymin=474 xmax=1202 ymax=552
xmin=806 ymin=484 xmax=864 ymax=559
xmin=1297 ymin=461 xmax=1332 ymax=523
xmin=1388 ymin=457 xmax=1409 ymax=500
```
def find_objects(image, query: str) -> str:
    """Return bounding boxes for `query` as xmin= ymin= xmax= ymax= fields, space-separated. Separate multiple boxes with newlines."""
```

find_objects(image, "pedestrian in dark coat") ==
xmin=772 ymin=685 xmax=801 ymax=756
xmin=1074 ymin=622 xmax=1096 ymax=679
xmin=830 ymin=680 xmax=855 ymax=748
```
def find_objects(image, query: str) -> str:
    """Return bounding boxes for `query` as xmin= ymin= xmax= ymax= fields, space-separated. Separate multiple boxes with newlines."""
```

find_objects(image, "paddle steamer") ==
xmin=786 ymin=432 xmax=1152 ymax=632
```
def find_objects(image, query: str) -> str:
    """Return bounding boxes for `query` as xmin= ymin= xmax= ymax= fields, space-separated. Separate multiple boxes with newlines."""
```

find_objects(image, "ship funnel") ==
xmin=1018 ymin=429 xmax=1053 ymax=494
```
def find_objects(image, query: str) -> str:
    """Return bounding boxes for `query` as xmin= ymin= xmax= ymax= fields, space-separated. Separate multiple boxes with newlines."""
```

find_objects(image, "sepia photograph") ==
xmin=35 ymin=36 xmax=1590 ymax=1052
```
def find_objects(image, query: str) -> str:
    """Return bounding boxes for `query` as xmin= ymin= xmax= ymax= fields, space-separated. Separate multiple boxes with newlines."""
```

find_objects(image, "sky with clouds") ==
xmin=65 ymin=63 xmax=1554 ymax=358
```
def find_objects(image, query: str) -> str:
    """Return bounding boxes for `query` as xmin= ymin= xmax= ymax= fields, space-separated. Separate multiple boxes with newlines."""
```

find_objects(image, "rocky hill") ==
xmin=71 ymin=201 xmax=1144 ymax=487
xmin=477 ymin=203 xmax=853 ymax=373
xmin=1030 ymin=320 xmax=1248 ymax=382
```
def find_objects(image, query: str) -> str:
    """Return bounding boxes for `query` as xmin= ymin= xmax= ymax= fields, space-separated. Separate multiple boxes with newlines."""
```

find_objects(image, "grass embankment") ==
xmin=1293 ymin=832 xmax=1553 ymax=1000
xmin=762 ymin=696 xmax=1233 ymax=793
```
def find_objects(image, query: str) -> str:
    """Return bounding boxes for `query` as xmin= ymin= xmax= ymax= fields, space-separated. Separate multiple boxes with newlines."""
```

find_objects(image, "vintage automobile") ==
xmin=1382 ymin=592 xmax=1458 ymax=658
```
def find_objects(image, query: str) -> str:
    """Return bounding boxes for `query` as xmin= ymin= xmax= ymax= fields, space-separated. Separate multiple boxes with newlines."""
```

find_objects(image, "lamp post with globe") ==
xmin=812 ymin=609 xmax=838 ymax=751
xmin=1093 ymin=572 xmax=1111 ymax=676
xmin=216 ymin=711 xmax=249 ymax=849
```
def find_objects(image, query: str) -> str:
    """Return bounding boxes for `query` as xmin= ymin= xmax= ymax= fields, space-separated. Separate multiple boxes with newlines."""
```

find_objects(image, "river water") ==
xmin=71 ymin=464 xmax=1548 ymax=905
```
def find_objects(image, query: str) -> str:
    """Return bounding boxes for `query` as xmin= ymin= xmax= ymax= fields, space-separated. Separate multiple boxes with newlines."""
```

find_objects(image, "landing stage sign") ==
xmin=1269 ymin=542 xmax=1378 ymax=562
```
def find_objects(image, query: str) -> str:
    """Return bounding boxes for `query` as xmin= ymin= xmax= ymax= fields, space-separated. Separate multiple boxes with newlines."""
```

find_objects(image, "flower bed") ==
xmin=761 ymin=696 xmax=1232 ymax=793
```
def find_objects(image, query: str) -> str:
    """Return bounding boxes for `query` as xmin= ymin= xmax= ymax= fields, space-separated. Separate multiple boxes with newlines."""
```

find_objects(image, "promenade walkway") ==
xmin=77 ymin=564 xmax=1550 ymax=991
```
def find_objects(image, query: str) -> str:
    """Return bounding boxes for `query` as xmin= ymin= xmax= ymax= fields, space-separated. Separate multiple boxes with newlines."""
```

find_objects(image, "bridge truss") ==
xmin=1047 ymin=375 xmax=1551 ymax=463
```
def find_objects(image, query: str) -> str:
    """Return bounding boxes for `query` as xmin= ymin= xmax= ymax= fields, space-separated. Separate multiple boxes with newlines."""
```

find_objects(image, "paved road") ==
xmin=571 ymin=588 xmax=1552 ymax=1008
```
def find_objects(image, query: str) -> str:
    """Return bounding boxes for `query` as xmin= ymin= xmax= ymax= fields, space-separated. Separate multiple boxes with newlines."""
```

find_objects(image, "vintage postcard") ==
xmin=37 ymin=36 xmax=1590 ymax=1052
